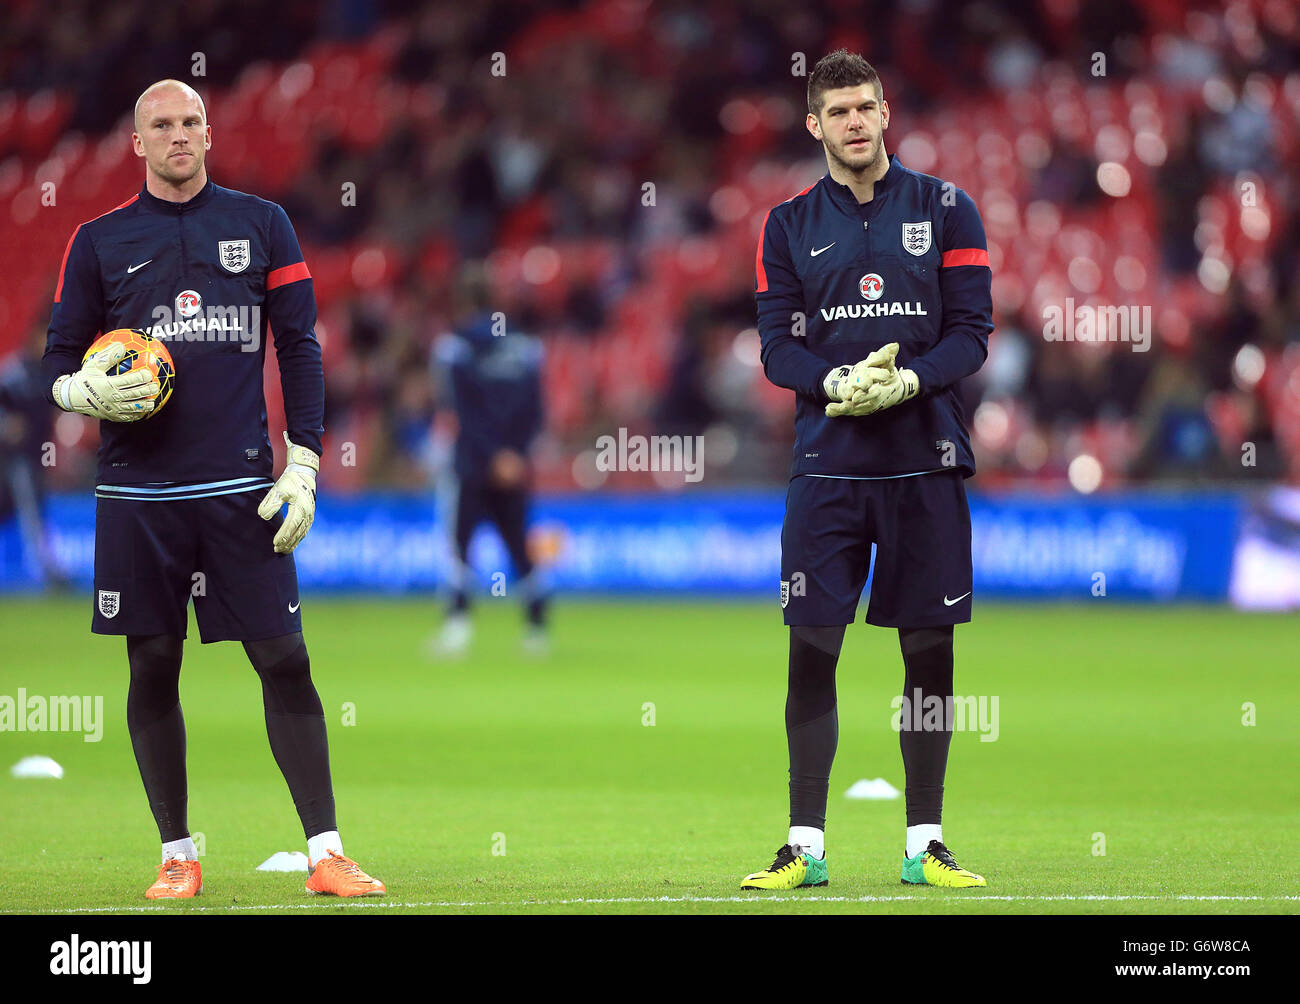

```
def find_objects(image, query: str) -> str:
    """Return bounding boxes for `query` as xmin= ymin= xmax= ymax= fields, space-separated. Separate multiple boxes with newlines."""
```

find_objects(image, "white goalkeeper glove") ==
xmin=52 ymin=342 xmax=159 ymax=422
xmin=824 ymin=343 xmax=917 ymax=417
xmin=258 ymin=431 xmax=319 ymax=554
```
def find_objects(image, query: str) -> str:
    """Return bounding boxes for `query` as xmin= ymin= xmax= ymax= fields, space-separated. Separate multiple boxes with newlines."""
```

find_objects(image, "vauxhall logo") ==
xmin=142 ymin=290 xmax=262 ymax=351
xmin=819 ymin=272 xmax=928 ymax=321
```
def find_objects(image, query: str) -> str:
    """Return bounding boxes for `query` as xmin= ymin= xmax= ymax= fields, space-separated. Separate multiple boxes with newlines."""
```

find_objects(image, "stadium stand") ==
xmin=1 ymin=0 xmax=1297 ymax=490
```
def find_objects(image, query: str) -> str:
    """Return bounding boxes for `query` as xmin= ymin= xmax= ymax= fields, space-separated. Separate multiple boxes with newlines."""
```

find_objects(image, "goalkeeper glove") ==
xmin=825 ymin=343 xmax=917 ymax=417
xmin=258 ymin=431 xmax=319 ymax=554
xmin=822 ymin=346 xmax=892 ymax=404
xmin=823 ymin=364 xmax=856 ymax=402
xmin=52 ymin=342 xmax=159 ymax=422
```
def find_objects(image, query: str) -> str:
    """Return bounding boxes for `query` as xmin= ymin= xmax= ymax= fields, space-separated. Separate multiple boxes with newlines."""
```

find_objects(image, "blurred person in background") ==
xmin=0 ymin=329 xmax=68 ymax=588
xmin=1132 ymin=351 xmax=1233 ymax=481
xmin=430 ymin=265 xmax=549 ymax=656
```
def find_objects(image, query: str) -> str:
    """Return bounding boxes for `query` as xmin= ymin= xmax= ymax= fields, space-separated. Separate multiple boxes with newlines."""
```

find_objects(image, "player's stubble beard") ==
xmin=826 ymin=130 xmax=886 ymax=181
xmin=154 ymin=148 xmax=204 ymax=186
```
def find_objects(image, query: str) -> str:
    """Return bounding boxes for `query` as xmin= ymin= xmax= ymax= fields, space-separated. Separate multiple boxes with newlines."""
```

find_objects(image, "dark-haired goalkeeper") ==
xmin=742 ymin=51 xmax=992 ymax=890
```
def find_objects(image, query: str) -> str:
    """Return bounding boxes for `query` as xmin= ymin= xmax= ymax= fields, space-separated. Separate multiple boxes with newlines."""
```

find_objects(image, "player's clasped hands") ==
xmin=60 ymin=342 xmax=160 ymax=422
xmin=823 ymin=342 xmax=919 ymax=418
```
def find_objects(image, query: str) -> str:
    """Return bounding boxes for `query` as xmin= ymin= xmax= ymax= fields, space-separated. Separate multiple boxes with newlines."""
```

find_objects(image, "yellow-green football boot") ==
xmin=900 ymin=840 xmax=986 ymax=888
xmin=740 ymin=844 xmax=828 ymax=890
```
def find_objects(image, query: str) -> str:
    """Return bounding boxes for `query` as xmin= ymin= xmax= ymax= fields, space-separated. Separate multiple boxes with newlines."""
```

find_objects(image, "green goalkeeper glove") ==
xmin=824 ymin=343 xmax=917 ymax=417
xmin=52 ymin=342 xmax=159 ymax=422
xmin=258 ymin=431 xmax=319 ymax=554
xmin=822 ymin=343 xmax=896 ymax=405
xmin=853 ymin=362 xmax=919 ymax=415
xmin=822 ymin=364 xmax=856 ymax=403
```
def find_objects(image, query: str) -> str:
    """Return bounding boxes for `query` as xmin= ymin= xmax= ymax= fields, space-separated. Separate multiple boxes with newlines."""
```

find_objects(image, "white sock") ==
xmin=788 ymin=825 xmax=825 ymax=860
xmin=161 ymin=837 xmax=196 ymax=863
xmin=307 ymin=830 xmax=343 ymax=867
xmin=906 ymin=824 xmax=942 ymax=859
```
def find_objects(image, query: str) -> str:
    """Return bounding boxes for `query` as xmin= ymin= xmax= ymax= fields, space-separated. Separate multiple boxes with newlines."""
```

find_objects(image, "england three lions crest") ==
xmin=219 ymin=240 xmax=251 ymax=274
xmin=98 ymin=590 xmax=120 ymax=619
xmin=901 ymin=221 xmax=931 ymax=257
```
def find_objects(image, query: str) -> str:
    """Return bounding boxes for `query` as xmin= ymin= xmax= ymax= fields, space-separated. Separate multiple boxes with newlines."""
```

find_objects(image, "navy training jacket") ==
xmin=755 ymin=154 xmax=993 ymax=479
xmin=433 ymin=314 xmax=544 ymax=482
xmin=41 ymin=179 xmax=324 ymax=494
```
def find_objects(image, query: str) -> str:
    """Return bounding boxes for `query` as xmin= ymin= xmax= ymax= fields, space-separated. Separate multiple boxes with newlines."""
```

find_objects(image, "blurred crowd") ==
xmin=2 ymin=0 xmax=1298 ymax=495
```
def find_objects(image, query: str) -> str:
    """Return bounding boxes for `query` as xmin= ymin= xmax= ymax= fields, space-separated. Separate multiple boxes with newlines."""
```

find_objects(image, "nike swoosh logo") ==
xmin=288 ymin=601 xmax=300 ymax=613
xmin=810 ymin=243 xmax=835 ymax=257
xmin=126 ymin=260 xmax=152 ymax=274
xmin=943 ymin=592 xmax=971 ymax=606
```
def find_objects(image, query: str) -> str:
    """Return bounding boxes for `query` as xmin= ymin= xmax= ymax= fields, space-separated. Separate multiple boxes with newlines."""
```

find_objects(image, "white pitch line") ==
xmin=10 ymin=894 xmax=1300 ymax=914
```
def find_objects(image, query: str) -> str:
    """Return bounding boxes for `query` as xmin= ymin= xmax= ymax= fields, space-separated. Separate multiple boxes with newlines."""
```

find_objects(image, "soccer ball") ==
xmin=82 ymin=328 xmax=174 ymax=417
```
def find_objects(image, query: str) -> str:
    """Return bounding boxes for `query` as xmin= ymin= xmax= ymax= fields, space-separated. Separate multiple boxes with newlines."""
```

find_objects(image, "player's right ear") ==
xmin=131 ymin=133 xmax=145 ymax=158
xmin=806 ymin=113 xmax=822 ymax=142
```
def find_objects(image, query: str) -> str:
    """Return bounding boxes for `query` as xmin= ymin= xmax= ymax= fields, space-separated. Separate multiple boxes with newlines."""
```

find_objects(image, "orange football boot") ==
xmin=304 ymin=850 xmax=386 ymax=897
xmin=144 ymin=855 xmax=202 ymax=899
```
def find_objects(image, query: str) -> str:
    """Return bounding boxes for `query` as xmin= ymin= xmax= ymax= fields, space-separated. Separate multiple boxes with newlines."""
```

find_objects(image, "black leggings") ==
xmin=126 ymin=632 xmax=335 ymax=842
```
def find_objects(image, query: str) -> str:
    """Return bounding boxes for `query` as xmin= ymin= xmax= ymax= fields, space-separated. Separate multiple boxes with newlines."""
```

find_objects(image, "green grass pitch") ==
xmin=0 ymin=596 xmax=1297 ymax=914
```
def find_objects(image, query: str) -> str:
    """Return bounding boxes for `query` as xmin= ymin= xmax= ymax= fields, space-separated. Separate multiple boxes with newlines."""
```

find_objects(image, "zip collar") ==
xmin=823 ymin=153 xmax=903 ymax=210
xmin=137 ymin=177 xmax=215 ymax=215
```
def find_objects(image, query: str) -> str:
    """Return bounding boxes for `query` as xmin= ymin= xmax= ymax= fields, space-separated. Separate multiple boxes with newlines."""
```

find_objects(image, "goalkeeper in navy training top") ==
xmin=42 ymin=80 xmax=384 ymax=899
xmin=430 ymin=267 xmax=549 ymax=656
xmin=741 ymin=50 xmax=993 ymax=891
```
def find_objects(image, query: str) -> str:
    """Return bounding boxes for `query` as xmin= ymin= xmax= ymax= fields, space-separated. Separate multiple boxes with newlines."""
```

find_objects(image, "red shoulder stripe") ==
xmin=940 ymin=248 xmax=990 ymax=269
xmin=53 ymin=225 xmax=83 ymax=304
xmin=267 ymin=261 xmax=312 ymax=290
xmin=754 ymin=210 xmax=773 ymax=293
xmin=54 ymin=194 xmax=139 ymax=303
xmin=755 ymin=184 xmax=818 ymax=293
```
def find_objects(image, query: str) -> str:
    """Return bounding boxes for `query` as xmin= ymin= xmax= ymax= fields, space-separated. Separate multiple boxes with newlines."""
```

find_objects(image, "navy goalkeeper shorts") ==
xmin=91 ymin=485 xmax=303 ymax=643
xmin=779 ymin=469 xmax=973 ymax=628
